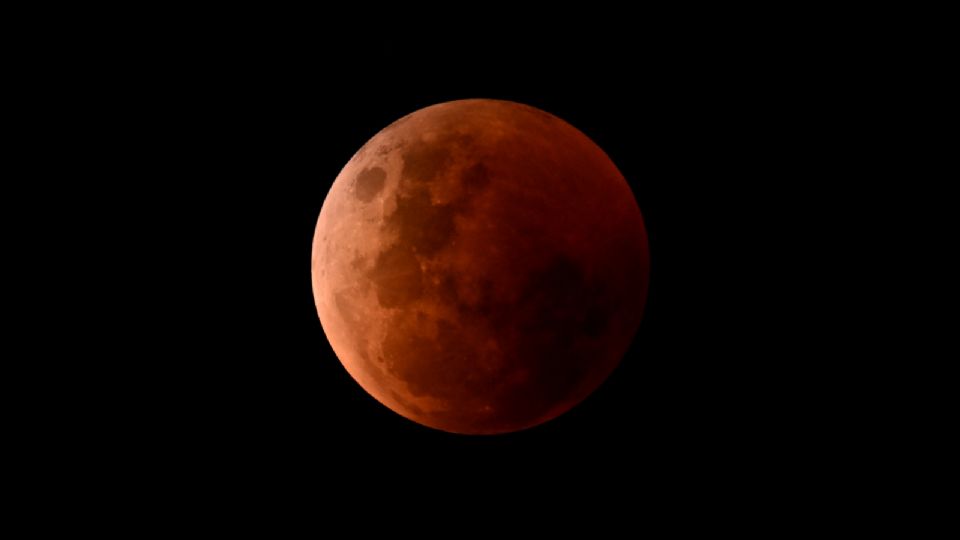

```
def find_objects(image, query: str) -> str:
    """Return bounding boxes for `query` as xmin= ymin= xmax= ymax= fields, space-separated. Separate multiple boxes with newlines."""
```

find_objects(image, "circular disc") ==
xmin=312 ymin=99 xmax=649 ymax=434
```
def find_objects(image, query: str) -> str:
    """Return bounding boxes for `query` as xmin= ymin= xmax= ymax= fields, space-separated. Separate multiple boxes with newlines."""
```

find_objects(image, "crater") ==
xmin=355 ymin=166 xmax=387 ymax=202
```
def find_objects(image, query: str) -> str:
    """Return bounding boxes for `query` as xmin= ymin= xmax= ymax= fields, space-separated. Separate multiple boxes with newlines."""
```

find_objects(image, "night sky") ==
xmin=81 ymin=18 xmax=852 ymax=498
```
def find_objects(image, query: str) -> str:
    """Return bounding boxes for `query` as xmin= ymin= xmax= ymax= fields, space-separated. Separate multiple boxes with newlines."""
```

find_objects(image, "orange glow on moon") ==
xmin=312 ymin=99 xmax=649 ymax=434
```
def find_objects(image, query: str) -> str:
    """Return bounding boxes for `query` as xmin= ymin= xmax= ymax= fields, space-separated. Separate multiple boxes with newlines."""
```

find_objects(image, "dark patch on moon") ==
xmin=436 ymin=273 xmax=461 ymax=309
xmin=376 ymin=140 xmax=403 ymax=156
xmin=368 ymin=244 xmax=423 ymax=308
xmin=383 ymin=142 xmax=495 ymax=266
xmin=517 ymin=255 xmax=609 ymax=338
xmin=386 ymin=188 xmax=456 ymax=256
xmin=355 ymin=166 xmax=387 ymax=202
xmin=381 ymin=313 xmax=485 ymax=402
xmin=502 ymin=255 xmax=614 ymax=412
xmin=402 ymin=140 xmax=452 ymax=184
xmin=461 ymin=162 xmax=491 ymax=195
xmin=350 ymin=253 xmax=366 ymax=271
xmin=494 ymin=340 xmax=592 ymax=430
xmin=433 ymin=271 xmax=509 ymax=339
xmin=454 ymin=277 xmax=499 ymax=321
xmin=582 ymin=302 xmax=611 ymax=338
xmin=334 ymin=291 xmax=358 ymax=326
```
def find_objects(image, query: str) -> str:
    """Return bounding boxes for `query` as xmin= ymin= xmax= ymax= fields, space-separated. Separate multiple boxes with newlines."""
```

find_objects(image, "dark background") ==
xmin=12 ymin=6 xmax=938 ymax=527
xmin=56 ymin=16 xmax=865 ymax=496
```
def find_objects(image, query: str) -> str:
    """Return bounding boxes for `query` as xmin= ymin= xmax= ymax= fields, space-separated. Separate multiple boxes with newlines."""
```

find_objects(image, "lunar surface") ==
xmin=312 ymin=99 xmax=649 ymax=434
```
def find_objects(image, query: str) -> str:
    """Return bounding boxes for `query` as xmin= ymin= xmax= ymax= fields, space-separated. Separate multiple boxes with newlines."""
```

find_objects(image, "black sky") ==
xmin=60 ymin=16 xmax=868 ymax=499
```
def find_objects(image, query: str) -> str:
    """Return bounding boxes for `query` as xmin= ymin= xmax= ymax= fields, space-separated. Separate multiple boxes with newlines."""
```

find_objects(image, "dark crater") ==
xmin=354 ymin=166 xmax=386 ymax=202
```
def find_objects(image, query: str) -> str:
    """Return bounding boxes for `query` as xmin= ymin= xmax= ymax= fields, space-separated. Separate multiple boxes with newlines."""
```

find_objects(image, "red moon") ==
xmin=312 ymin=99 xmax=649 ymax=434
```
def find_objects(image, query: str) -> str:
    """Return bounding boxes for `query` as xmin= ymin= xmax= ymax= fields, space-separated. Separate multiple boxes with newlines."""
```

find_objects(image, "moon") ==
xmin=312 ymin=99 xmax=649 ymax=434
